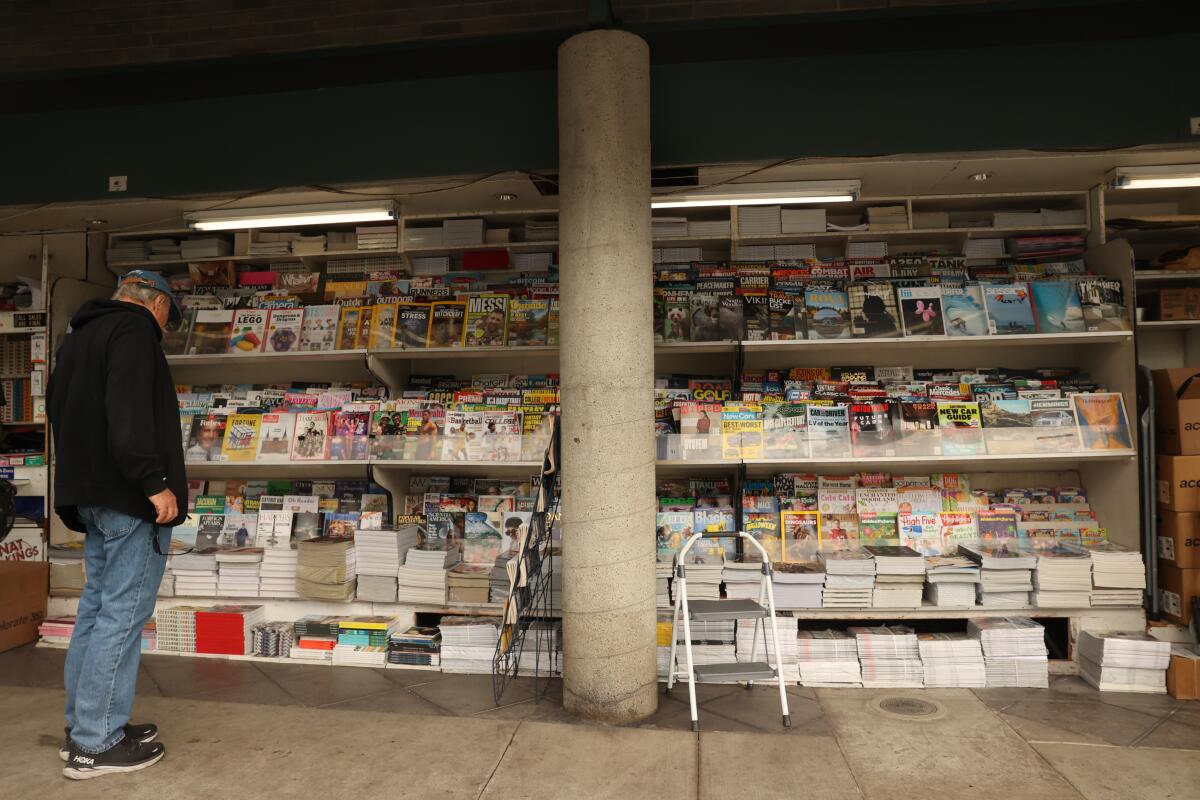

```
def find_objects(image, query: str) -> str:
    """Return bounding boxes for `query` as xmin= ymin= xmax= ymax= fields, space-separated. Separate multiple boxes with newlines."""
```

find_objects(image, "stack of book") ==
xmin=247 ymin=234 xmax=292 ymax=256
xmin=1087 ymin=542 xmax=1146 ymax=606
xmin=195 ymin=604 xmax=265 ymax=656
xmin=291 ymin=234 xmax=326 ymax=255
xmin=852 ymin=625 xmax=924 ymax=688
xmin=442 ymin=218 xmax=485 ymax=247
xmin=106 ymin=240 xmax=150 ymax=263
xmin=772 ymin=561 xmax=825 ymax=608
xmin=388 ymin=626 xmax=441 ymax=668
xmin=439 ymin=616 xmax=499 ymax=674
xmin=296 ymin=538 xmax=357 ymax=601
xmin=655 ymin=561 xmax=672 ymax=608
xmin=1077 ymin=631 xmax=1171 ymax=693
xmin=216 ymin=549 xmax=261 ymax=597
xmin=651 ymin=217 xmax=689 ymax=238
xmin=259 ymin=548 xmax=299 ymax=599
xmin=969 ymin=616 xmax=1049 ymax=688
xmin=736 ymin=617 xmax=798 ymax=682
xmin=960 ymin=542 xmax=1035 ymax=607
xmin=512 ymin=251 xmax=554 ymax=270
xmin=1031 ymin=543 xmax=1093 ymax=607
xmin=722 ymin=559 xmax=762 ymax=600
xmin=250 ymin=621 xmax=294 ymax=658
xmin=918 ymin=633 xmax=987 ymax=688
xmin=356 ymin=574 xmax=397 ymax=602
xmin=447 ymin=564 xmax=492 ymax=604
xmin=866 ymin=545 xmax=925 ymax=608
xmin=291 ymin=615 xmax=343 ymax=662
xmin=846 ymin=240 xmax=887 ymax=260
xmin=37 ymin=616 xmax=75 ymax=647
xmin=687 ymin=218 xmax=731 ymax=237
xmin=819 ymin=548 xmax=875 ymax=607
xmin=171 ymin=552 xmax=218 ymax=597
xmin=525 ymin=217 xmax=558 ymax=241
xmin=738 ymin=205 xmax=782 ymax=236
xmin=924 ymin=555 xmax=979 ymax=607
xmin=795 ymin=629 xmax=862 ymax=687
xmin=680 ymin=560 xmax=722 ymax=601
xmin=155 ymin=606 xmax=198 ymax=653
xmin=396 ymin=544 xmax=460 ymax=604
xmin=356 ymin=225 xmax=399 ymax=250
xmin=179 ymin=236 xmax=230 ymax=259
xmin=781 ymin=208 xmax=825 ymax=234
xmin=963 ymin=238 xmax=1006 ymax=259
xmin=332 ymin=616 xmax=397 ymax=667
xmin=147 ymin=238 xmax=181 ymax=260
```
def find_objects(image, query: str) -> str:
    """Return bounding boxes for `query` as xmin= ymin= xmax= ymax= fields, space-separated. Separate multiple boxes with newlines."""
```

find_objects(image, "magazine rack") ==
xmin=492 ymin=416 xmax=561 ymax=703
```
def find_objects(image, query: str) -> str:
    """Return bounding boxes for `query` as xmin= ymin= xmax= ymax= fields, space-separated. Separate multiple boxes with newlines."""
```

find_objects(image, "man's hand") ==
xmin=148 ymin=488 xmax=178 ymax=524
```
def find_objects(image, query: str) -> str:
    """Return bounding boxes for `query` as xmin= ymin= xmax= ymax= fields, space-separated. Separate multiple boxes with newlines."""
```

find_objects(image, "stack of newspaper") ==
xmin=772 ymin=561 xmax=825 ymax=608
xmin=296 ymin=539 xmax=356 ymax=602
xmin=680 ymin=561 xmax=722 ymax=601
xmin=1087 ymin=542 xmax=1146 ymax=606
xmin=852 ymin=625 xmax=924 ymax=688
xmin=441 ymin=218 xmax=485 ymax=248
xmin=722 ymin=560 xmax=762 ymax=600
xmin=969 ymin=616 xmax=1049 ymax=688
xmin=259 ymin=548 xmax=299 ymax=598
xmin=918 ymin=633 xmax=986 ymax=688
xmin=651 ymin=217 xmax=688 ymax=238
xmin=924 ymin=555 xmax=979 ymax=607
xmin=171 ymin=552 xmax=218 ymax=597
xmin=438 ymin=616 xmax=500 ymax=674
xmin=796 ymin=629 xmax=861 ymax=687
xmin=960 ymin=542 xmax=1035 ymax=608
xmin=737 ymin=205 xmax=782 ymax=236
xmin=867 ymin=545 xmax=925 ymax=608
xmin=356 ymin=225 xmax=399 ymax=250
xmin=1031 ymin=543 xmax=1093 ymax=608
xmin=1077 ymin=631 xmax=1171 ymax=693
xmin=735 ymin=617 xmax=798 ymax=682
xmin=396 ymin=543 xmax=459 ymax=604
xmin=820 ymin=548 xmax=875 ymax=607
xmin=216 ymin=550 xmax=262 ymax=597
xmin=655 ymin=561 xmax=673 ymax=608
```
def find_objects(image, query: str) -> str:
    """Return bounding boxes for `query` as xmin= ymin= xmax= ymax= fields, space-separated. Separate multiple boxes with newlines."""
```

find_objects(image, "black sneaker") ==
xmin=62 ymin=737 xmax=165 ymax=780
xmin=60 ymin=723 xmax=158 ymax=762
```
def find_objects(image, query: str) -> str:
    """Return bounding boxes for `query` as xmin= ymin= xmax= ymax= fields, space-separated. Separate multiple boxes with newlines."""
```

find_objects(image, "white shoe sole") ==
xmin=60 ymin=733 xmax=157 ymax=762
xmin=62 ymin=749 xmax=164 ymax=780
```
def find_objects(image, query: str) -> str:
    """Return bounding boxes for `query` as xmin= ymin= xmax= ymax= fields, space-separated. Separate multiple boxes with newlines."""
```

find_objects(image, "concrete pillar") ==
xmin=558 ymin=29 xmax=658 ymax=723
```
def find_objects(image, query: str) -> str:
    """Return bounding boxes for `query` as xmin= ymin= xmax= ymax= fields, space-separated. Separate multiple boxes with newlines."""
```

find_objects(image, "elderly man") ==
xmin=47 ymin=270 xmax=187 ymax=780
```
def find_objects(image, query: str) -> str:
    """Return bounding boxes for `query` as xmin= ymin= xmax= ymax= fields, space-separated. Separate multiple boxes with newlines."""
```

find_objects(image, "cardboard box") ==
xmin=1158 ymin=511 xmax=1200 ymax=568
xmin=1167 ymin=646 xmax=1200 ymax=700
xmin=1157 ymin=288 xmax=1200 ymax=321
xmin=1156 ymin=454 xmax=1200 ymax=511
xmin=0 ymin=561 xmax=48 ymax=654
xmin=1158 ymin=563 xmax=1200 ymax=626
xmin=1154 ymin=368 xmax=1200 ymax=455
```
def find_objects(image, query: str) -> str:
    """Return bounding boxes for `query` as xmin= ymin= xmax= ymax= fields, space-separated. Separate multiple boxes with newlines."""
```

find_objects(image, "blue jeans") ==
xmin=64 ymin=507 xmax=168 ymax=753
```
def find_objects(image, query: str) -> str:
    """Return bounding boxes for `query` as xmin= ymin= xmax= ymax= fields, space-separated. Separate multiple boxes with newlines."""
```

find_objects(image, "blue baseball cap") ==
xmin=120 ymin=270 xmax=183 ymax=323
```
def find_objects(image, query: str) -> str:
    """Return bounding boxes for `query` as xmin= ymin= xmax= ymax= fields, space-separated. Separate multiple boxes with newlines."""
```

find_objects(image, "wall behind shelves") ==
xmin=1 ymin=5 xmax=1197 ymax=205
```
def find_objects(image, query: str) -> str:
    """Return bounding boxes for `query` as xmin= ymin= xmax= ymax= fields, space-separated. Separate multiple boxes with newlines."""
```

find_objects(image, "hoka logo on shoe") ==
xmin=73 ymin=756 xmax=94 ymax=765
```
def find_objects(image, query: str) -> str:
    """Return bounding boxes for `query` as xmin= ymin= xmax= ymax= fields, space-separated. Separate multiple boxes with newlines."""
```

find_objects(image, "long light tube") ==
xmin=185 ymin=201 xmax=395 ymax=231
xmin=651 ymin=180 xmax=860 ymax=209
xmin=1108 ymin=165 xmax=1200 ymax=190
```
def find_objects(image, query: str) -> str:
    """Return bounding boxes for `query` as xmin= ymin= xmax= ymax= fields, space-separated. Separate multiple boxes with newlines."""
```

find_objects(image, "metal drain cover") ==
xmin=871 ymin=696 xmax=946 ymax=720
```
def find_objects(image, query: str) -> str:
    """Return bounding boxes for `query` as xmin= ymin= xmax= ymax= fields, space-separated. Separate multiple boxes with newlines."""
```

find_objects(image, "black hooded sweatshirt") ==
xmin=47 ymin=300 xmax=188 ymax=532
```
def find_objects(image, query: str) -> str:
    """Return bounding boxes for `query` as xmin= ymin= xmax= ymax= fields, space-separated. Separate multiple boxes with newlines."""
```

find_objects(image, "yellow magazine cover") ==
xmin=427 ymin=301 xmax=466 ymax=347
xmin=221 ymin=414 xmax=261 ymax=462
xmin=354 ymin=304 xmax=375 ymax=349
xmin=335 ymin=305 xmax=361 ymax=350
xmin=781 ymin=509 xmax=820 ymax=561
xmin=720 ymin=402 xmax=763 ymax=459
xmin=368 ymin=302 xmax=399 ymax=350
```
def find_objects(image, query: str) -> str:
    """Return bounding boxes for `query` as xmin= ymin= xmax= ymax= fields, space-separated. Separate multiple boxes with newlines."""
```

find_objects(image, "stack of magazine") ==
xmin=968 ymin=616 xmax=1049 ymax=688
xmin=1077 ymin=631 xmax=1171 ymax=693
xmin=852 ymin=625 xmax=924 ymax=688
xmin=796 ymin=629 xmax=862 ymax=687
xmin=819 ymin=548 xmax=875 ymax=607
xmin=917 ymin=633 xmax=986 ymax=688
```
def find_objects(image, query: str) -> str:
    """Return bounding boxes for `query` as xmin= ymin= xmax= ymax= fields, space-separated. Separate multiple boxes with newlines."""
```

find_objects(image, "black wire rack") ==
xmin=492 ymin=416 xmax=561 ymax=704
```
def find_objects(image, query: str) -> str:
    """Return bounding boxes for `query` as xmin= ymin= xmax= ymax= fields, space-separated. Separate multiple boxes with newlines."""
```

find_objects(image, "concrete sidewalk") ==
xmin=1 ymin=680 xmax=1197 ymax=800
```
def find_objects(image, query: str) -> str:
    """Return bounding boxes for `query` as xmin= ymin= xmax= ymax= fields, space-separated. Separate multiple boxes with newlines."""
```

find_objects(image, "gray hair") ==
xmin=112 ymin=282 xmax=163 ymax=304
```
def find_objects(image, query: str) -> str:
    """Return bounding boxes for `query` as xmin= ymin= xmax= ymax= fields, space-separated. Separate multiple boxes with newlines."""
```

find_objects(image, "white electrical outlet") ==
xmin=108 ymin=175 xmax=128 ymax=192
xmin=1191 ymin=117 xmax=1200 ymax=135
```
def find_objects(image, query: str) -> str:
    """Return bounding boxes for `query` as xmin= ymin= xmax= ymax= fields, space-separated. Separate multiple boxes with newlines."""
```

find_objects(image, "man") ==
xmin=47 ymin=270 xmax=187 ymax=780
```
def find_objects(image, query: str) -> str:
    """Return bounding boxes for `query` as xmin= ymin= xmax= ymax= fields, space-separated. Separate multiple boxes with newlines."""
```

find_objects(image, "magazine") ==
xmin=299 ymin=305 xmax=340 ymax=351
xmin=1030 ymin=281 xmax=1086 ymax=333
xmin=427 ymin=301 xmax=467 ymax=347
xmin=465 ymin=294 xmax=509 ymax=347
xmin=804 ymin=288 xmax=852 ymax=340
xmin=897 ymin=286 xmax=945 ymax=336
xmin=982 ymin=284 xmax=1036 ymax=335
xmin=394 ymin=302 xmax=431 ymax=348
xmin=940 ymin=284 xmax=988 ymax=336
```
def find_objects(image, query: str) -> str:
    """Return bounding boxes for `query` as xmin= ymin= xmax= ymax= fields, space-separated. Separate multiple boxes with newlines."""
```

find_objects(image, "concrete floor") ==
xmin=0 ymin=644 xmax=1197 ymax=799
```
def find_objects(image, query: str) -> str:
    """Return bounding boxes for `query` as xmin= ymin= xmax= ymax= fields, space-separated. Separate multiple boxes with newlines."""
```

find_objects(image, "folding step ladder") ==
xmin=665 ymin=531 xmax=791 ymax=732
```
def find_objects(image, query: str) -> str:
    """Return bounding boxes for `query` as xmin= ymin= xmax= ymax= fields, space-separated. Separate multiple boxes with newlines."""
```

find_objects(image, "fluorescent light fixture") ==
xmin=185 ymin=201 xmax=396 ymax=231
xmin=651 ymin=180 xmax=860 ymax=209
xmin=1108 ymin=165 xmax=1200 ymax=190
